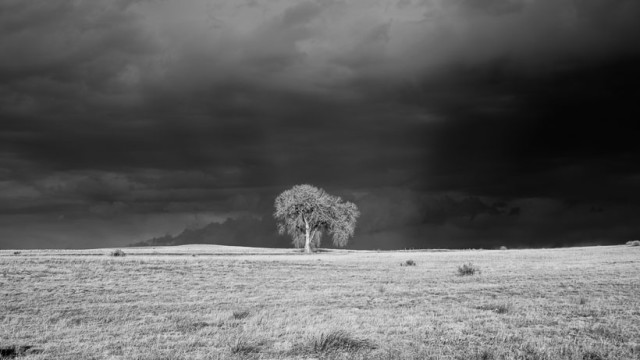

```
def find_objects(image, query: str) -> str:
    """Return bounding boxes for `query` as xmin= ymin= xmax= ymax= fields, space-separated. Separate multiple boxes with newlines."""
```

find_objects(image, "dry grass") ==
xmin=306 ymin=330 xmax=376 ymax=354
xmin=1 ymin=245 xmax=639 ymax=359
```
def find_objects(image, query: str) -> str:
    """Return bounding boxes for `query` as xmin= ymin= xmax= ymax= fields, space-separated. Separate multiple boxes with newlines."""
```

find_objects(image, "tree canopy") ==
xmin=273 ymin=184 xmax=360 ymax=253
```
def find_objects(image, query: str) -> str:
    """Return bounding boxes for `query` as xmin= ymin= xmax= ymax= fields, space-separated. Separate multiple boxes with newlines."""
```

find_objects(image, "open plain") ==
xmin=1 ymin=245 xmax=639 ymax=359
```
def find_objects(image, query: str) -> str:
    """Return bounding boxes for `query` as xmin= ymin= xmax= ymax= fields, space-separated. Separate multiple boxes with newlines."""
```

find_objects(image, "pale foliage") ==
xmin=273 ymin=184 xmax=359 ymax=249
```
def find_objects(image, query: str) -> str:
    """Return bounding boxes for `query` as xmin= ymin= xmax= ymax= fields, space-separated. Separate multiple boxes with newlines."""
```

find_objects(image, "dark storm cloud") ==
xmin=1 ymin=0 xmax=640 ymax=248
xmin=411 ymin=58 xmax=640 ymax=201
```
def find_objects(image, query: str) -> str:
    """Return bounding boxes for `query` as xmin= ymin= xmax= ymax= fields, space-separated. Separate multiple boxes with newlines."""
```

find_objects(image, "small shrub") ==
xmin=627 ymin=240 xmax=640 ymax=247
xmin=110 ymin=249 xmax=126 ymax=257
xmin=311 ymin=330 xmax=376 ymax=353
xmin=458 ymin=263 xmax=480 ymax=276
xmin=499 ymin=246 xmax=508 ymax=250
xmin=232 ymin=310 xmax=250 ymax=320
xmin=401 ymin=259 xmax=416 ymax=266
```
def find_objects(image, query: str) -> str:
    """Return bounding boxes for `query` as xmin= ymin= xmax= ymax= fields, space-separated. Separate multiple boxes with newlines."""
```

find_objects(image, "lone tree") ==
xmin=274 ymin=184 xmax=360 ymax=253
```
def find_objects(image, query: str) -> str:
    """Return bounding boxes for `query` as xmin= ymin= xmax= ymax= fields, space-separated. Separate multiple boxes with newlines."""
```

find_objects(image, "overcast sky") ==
xmin=1 ymin=0 xmax=640 ymax=249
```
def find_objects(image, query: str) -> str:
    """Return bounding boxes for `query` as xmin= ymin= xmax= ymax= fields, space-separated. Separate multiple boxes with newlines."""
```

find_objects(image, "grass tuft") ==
xmin=579 ymin=297 xmax=588 ymax=305
xmin=466 ymin=348 xmax=496 ymax=360
xmin=476 ymin=303 xmax=511 ymax=314
xmin=309 ymin=330 xmax=376 ymax=354
xmin=0 ymin=345 xmax=43 ymax=357
xmin=176 ymin=321 xmax=210 ymax=332
xmin=458 ymin=262 xmax=480 ymax=276
xmin=582 ymin=350 xmax=605 ymax=360
xmin=232 ymin=310 xmax=250 ymax=320
xmin=230 ymin=338 xmax=261 ymax=355
xmin=110 ymin=249 xmax=126 ymax=257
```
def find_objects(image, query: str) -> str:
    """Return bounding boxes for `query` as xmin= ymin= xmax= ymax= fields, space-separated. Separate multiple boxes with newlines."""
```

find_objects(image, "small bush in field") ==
xmin=401 ymin=259 xmax=416 ymax=266
xmin=110 ymin=249 xmax=126 ymax=257
xmin=499 ymin=246 xmax=508 ymax=250
xmin=458 ymin=263 xmax=480 ymax=276
xmin=627 ymin=240 xmax=640 ymax=247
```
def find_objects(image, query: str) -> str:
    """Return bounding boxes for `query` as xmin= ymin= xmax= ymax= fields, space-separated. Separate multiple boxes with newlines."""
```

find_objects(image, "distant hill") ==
xmin=131 ymin=216 xmax=291 ymax=248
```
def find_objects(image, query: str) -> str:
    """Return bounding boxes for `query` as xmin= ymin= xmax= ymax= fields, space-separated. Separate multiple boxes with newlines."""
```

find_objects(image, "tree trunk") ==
xmin=304 ymin=218 xmax=312 ymax=253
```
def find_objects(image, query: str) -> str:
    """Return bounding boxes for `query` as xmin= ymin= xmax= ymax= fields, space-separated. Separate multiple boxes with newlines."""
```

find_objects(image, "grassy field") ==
xmin=1 ymin=245 xmax=639 ymax=359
